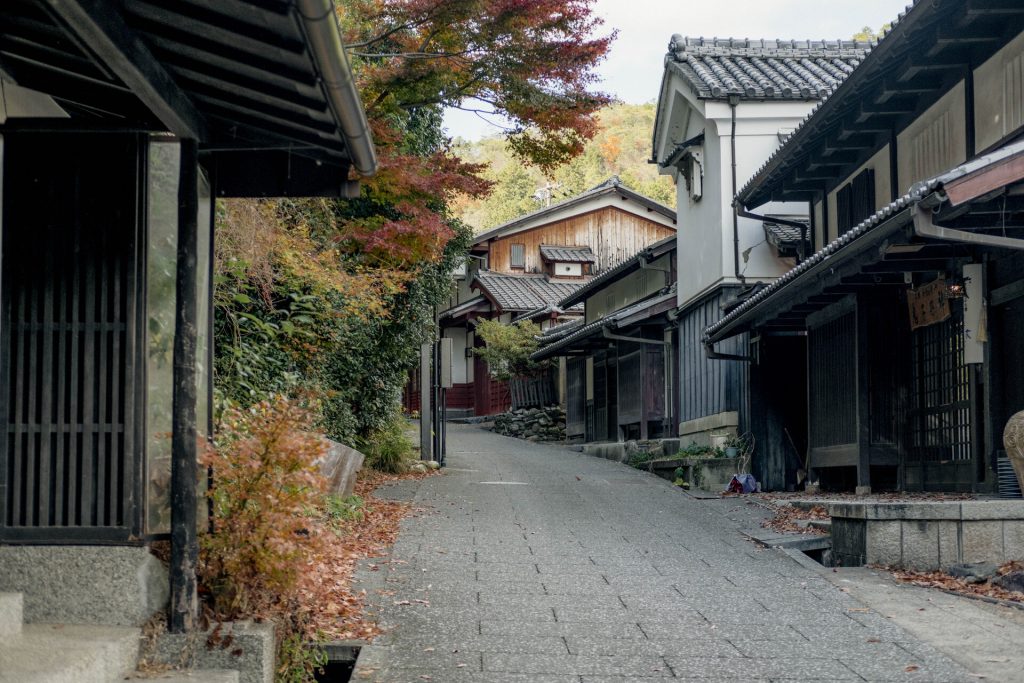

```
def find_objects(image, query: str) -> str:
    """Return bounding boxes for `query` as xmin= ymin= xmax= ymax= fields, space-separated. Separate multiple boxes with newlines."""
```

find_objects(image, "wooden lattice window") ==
xmin=908 ymin=305 xmax=971 ymax=462
xmin=836 ymin=168 xmax=875 ymax=236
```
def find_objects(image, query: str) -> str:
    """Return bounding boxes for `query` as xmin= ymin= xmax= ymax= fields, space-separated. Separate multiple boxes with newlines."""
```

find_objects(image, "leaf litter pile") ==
xmin=297 ymin=468 xmax=438 ymax=641
xmin=760 ymin=502 xmax=830 ymax=535
xmin=888 ymin=560 xmax=1024 ymax=605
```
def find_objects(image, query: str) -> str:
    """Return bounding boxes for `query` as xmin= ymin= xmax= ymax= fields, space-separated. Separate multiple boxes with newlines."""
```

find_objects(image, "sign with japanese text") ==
xmin=907 ymin=278 xmax=950 ymax=330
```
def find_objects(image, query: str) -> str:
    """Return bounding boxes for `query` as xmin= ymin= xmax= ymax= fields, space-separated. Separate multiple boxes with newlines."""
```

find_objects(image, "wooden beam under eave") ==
xmin=43 ymin=0 xmax=208 ymax=141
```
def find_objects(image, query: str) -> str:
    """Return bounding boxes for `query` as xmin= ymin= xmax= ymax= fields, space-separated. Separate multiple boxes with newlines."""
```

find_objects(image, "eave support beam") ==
xmin=44 ymin=0 xmax=208 ymax=140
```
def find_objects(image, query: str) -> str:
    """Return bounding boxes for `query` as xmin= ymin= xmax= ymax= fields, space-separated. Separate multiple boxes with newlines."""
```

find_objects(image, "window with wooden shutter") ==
xmin=510 ymin=243 xmax=525 ymax=269
xmin=836 ymin=168 xmax=875 ymax=236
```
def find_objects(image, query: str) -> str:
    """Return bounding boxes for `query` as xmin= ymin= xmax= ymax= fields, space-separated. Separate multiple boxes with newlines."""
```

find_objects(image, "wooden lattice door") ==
xmin=0 ymin=134 xmax=142 ymax=541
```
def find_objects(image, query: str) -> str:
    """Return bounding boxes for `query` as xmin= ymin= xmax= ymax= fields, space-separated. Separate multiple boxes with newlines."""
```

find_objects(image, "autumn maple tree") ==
xmin=343 ymin=0 xmax=615 ymax=170
xmin=215 ymin=0 xmax=614 ymax=433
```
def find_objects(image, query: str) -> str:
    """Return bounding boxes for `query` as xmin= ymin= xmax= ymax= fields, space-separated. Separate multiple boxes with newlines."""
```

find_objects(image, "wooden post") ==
xmin=855 ymin=297 xmax=871 ymax=495
xmin=170 ymin=139 xmax=199 ymax=633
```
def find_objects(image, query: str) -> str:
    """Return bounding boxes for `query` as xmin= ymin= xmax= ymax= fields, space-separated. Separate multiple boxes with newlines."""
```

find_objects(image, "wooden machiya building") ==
xmin=0 ymin=0 xmax=376 ymax=630
xmin=428 ymin=177 xmax=676 ymax=418
xmin=533 ymin=237 xmax=678 ymax=442
xmin=703 ymin=0 xmax=1024 ymax=494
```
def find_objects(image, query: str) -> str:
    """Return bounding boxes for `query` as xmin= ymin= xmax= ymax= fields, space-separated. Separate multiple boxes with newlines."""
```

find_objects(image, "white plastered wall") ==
xmin=655 ymin=76 xmax=817 ymax=308
xmin=974 ymin=29 xmax=1024 ymax=152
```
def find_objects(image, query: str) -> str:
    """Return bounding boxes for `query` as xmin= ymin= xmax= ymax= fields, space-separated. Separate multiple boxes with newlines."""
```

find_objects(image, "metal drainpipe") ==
xmin=729 ymin=94 xmax=744 ymax=284
xmin=297 ymin=0 xmax=378 ymax=177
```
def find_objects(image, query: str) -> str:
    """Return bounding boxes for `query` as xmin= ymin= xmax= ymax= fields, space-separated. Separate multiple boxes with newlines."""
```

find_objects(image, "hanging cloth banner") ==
xmin=907 ymin=277 xmax=951 ymax=330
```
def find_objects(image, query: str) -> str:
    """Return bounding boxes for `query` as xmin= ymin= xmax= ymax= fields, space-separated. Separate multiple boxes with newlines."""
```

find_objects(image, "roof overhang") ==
xmin=533 ymin=289 xmax=677 ymax=361
xmin=1 ymin=0 xmax=376 ymax=196
xmin=706 ymin=139 xmax=1024 ymax=347
xmin=558 ymin=234 xmax=676 ymax=309
xmin=739 ymin=0 xmax=1024 ymax=209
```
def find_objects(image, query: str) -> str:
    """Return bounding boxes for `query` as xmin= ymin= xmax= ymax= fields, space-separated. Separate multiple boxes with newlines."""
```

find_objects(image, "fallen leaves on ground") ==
xmin=760 ymin=503 xmax=830 ymax=535
xmin=296 ymin=467 xmax=441 ymax=642
xmin=886 ymin=561 xmax=1024 ymax=604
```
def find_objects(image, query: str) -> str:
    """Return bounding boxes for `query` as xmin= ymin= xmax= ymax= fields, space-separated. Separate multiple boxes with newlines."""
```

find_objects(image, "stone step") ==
xmin=809 ymin=519 xmax=832 ymax=532
xmin=144 ymin=670 xmax=240 ymax=683
xmin=0 ymin=623 xmax=139 ymax=683
xmin=0 ymin=593 xmax=23 ymax=637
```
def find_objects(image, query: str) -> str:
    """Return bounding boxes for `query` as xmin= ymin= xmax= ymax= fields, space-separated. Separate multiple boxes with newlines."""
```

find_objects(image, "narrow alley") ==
xmin=353 ymin=425 xmax=973 ymax=682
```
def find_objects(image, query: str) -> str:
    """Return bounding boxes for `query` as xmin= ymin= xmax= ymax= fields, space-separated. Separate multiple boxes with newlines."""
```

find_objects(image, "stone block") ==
xmin=148 ymin=620 xmax=274 ymax=683
xmin=961 ymin=500 xmax=1024 ymax=520
xmin=828 ymin=502 xmax=867 ymax=519
xmin=1004 ymin=520 xmax=1024 ymax=560
xmin=899 ymin=520 xmax=940 ymax=570
xmin=961 ymin=520 xmax=1005 ymax=564
xmin=319 ymin=439 xmax=365 ymax=498
xmin=0 ymin=545 xmax=168 ymax=626
xmin=865 ymin=520 xmax=902 ymax=566
xmin=864 ymin=502 xmax=961 ymax=521
xmin=937 ymin=520 xmax=961 ymax=567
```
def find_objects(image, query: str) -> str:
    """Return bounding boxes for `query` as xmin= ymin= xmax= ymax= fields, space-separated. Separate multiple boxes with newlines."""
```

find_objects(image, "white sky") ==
xmin=443 ymin=0 xmax=910 ymax=141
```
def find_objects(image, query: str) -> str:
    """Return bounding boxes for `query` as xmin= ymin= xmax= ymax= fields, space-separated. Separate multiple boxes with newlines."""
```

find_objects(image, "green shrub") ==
xmin=677 ymin=441 xmax=725 ymax=458
xmin=323 ymin=494 xmax=365 ymax=526
xmin=360 ymin=413 xmax=413 ymax=473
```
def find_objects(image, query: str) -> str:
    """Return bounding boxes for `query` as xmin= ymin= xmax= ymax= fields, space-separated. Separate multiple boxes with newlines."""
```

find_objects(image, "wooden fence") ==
xmin=510 ymin=372 xmax=557 ymax=410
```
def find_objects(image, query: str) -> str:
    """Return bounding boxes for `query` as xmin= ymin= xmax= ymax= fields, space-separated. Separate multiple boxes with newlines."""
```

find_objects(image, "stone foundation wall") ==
xmin=0 ymin=545 xmax=168 ymax=626
xmin=491 ymin=406 xmax=566 ymax=442
xmin=829 ymin=501 xmax=1024 ymax=570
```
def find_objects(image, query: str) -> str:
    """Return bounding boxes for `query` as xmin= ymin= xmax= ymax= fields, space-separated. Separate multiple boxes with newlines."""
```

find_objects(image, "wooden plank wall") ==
xmin=678 ymin=289 xmax=748 ymax=424
xmin=487 ymin=207 xmax=674 ymax=274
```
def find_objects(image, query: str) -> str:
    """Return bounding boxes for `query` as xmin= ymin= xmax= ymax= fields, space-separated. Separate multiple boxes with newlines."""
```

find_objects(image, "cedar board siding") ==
xmin=486 ymin=206 xmax=674 ymax=274
xmin=678 ymin=288 xmax=749 ymax=425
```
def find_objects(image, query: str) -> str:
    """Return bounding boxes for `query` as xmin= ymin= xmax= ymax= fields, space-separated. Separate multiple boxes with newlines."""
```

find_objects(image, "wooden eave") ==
xmin=739 ymin=0 xmax=1024 ymax=208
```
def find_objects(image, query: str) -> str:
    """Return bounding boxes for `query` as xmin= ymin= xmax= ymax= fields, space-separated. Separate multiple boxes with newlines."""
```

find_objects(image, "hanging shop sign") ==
xmin=907 ymin=277 xmax=950 ymax=330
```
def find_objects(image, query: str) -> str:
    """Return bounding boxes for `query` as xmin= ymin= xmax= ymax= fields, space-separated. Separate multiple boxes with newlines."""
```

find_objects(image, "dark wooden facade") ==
xmin=677 ymin=288 xmax=748 ymax=427
xmin=1 ymin=134 xmax=143 ymax=541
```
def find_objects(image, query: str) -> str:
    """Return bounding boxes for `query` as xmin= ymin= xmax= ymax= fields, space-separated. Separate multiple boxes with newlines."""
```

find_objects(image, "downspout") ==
xmin=729 ymin=94 xmax=744 ymax=284
xmin=602 ymin=328 xmax=670 ymax=345
xmin=297 ymin=0 xmax=378 ymax=177
xmin=911 ymin=200 xmax=1024 ymax=250
xmin=703 ymin=338 xmax=753 ymax=362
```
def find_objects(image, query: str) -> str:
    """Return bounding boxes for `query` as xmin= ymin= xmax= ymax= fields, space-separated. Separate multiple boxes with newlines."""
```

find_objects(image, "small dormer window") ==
xmin=510 ymin=243 xmax=525 ymax=269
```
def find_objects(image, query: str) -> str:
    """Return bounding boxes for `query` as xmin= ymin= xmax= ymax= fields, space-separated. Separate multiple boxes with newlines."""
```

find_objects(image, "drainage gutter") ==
xmin=297 ymin=0 xmax=378 ymax=177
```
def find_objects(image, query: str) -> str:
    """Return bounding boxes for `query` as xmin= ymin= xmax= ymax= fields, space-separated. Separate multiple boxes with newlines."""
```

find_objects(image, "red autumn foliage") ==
xmin=200 ymin=396 xmax=440 ymax=652
xmin=343 ymin=0 xmax=614 ymax=171
xmin=200 ymin=397 xmax=330 ymax=618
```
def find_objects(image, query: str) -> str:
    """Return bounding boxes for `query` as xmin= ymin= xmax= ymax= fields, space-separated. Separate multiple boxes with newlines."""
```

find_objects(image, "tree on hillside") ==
xmin=453 ymin=103 xmax=676 ymax=230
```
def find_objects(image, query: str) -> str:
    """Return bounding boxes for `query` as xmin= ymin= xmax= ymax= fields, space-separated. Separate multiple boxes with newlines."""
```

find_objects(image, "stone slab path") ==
xmin=353 ymin=425 xmax=971 ymax=682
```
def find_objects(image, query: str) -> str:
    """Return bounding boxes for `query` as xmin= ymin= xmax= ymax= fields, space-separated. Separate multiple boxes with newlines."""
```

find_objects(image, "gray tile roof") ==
xmin=539 ymin=245 xmax=596 ymax=263
xmin=473 ymin=272 xmax=588 ymax=313
xmin=762 ymin=216 xmax=809 ymax=253
xmin=438 ymin=295 xmax=488 ymax=321
xmin=666 ymin=37 xmax=870 ymax=101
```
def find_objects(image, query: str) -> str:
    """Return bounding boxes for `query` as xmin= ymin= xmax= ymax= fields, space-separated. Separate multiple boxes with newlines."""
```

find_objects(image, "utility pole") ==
xmin=532 ymin=181 xmax=562 ymax=207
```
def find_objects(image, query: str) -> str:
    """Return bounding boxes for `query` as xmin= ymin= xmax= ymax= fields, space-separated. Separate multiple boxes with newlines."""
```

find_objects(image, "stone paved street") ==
xmin=353 ymin=425 xmax=971 ymax=682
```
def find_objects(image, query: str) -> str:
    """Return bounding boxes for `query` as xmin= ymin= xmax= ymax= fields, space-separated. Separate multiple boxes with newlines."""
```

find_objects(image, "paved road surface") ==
xmin=353 ymin=425 xmax=971 ymax=682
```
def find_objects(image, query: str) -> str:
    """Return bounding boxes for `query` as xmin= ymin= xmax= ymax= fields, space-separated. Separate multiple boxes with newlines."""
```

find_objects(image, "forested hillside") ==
xmin=451 ymin=103 xmax=676 ymax=231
